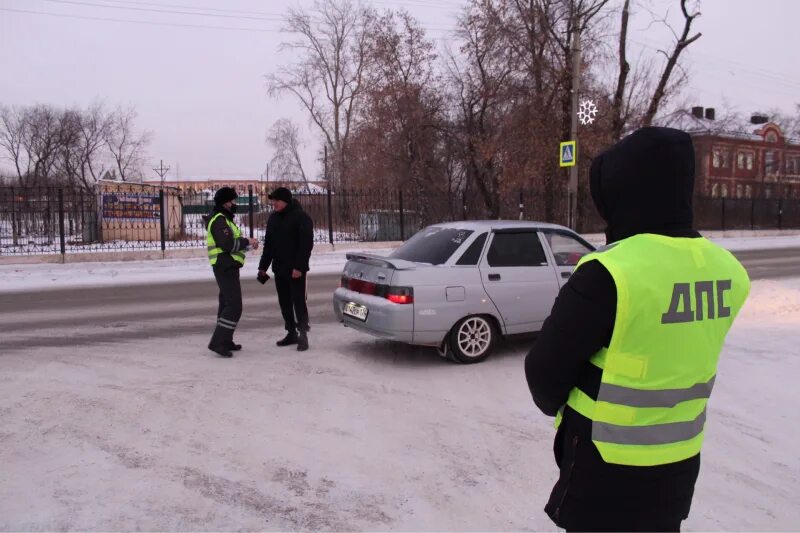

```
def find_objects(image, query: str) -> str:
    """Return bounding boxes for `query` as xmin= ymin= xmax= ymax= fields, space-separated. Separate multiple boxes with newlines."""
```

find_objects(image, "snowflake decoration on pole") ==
xmin=577 ymin=99 xmax=598 ymax=126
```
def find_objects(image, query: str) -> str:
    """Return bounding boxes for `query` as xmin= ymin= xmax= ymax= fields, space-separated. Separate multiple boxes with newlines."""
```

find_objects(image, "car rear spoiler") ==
xmin=345 ymin=252 xmax=419 ymax=270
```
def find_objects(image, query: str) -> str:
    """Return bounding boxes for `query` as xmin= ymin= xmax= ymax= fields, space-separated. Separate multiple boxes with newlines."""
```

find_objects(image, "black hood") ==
xmin=590 ymin=127 xmax=695 ymax=244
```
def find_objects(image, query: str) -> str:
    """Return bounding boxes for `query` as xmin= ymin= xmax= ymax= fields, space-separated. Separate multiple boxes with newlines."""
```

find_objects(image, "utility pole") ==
xmin=153 ymin=159 xmax=170 ymax=187
xmin=568 ymin=18 xmax=581 ymax=229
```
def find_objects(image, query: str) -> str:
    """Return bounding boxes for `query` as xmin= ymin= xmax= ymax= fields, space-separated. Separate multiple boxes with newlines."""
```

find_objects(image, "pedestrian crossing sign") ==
xmin=560 ymin=141 xmax=576 ymax=167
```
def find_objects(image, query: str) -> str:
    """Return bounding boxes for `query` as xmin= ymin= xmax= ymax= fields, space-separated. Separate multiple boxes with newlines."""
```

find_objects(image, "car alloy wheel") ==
xmin=449 ymin=315 xmax=495 ymax=364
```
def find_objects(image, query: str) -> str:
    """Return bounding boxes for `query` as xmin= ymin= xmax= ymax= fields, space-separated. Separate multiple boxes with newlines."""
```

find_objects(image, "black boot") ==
xmin=297 ymin=331 xmax=309 ymax=352
xmin=228 ymin=342 xmax=242 ymax=351
xmin=276 ymin=331 xmax=298 ymax=347
xmin=208 ymin=343 xmax=233 ymax=358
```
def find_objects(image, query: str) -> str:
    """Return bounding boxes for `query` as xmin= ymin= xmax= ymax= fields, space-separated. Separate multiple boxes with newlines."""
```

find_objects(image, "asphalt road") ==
xmin=2 ymin=247 xmax=798 ymax=352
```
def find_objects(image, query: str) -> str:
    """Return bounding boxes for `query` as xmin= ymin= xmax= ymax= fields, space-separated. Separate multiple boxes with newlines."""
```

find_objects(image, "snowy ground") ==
xmin=2 ymin=234 xmax=800 ymax=294
xmin=0 ymin=228 xmax=360 ymax=256
xmin=0 ymin=277 xmax=798 ymax=531
xmin=0 ymin=247 xmax=395 ymax=293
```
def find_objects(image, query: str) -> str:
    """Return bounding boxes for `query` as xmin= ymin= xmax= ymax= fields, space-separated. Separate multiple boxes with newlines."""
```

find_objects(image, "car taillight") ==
xmin=342 ymin=275 xmax=413 ymax=304
xmin=386 ymin=286 xmax=414 ymax=304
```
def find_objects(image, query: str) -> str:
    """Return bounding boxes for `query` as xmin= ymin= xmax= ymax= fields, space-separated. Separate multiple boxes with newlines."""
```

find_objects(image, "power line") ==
xmin=367 ymin=0 xmax=464 ymax=11
xmin=98 ymin=0 xmax=286 ymax=17
xmin=12 ymin=2 xmax=458 ymax=35
xmin=40 ymin=0 xmax=287 ymax=22
xmin=0 ymin=7 xmax=283 ymax=32
xmin=628 ymin=37 xmax=800 ymax=88
xmin=100 ymin=0 xmax=465 ymax=14
xmin=7 ymin=4 xmax=792 ymax=107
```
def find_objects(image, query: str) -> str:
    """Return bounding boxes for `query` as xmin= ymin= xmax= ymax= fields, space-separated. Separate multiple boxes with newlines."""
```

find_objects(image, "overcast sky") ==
xmin=1 ymin=0 xmax=798 ymax=182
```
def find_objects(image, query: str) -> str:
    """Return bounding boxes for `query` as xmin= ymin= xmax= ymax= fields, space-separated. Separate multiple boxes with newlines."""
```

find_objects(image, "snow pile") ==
xmin=737 ymin=278 xmax=800 ymax=322
xmin=708 ymin=235 xmax=800 ymax=251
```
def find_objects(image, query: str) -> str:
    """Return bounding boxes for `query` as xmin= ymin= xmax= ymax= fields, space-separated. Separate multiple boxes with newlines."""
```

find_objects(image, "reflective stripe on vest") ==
xmin=206 ymin=212 xmax=245 ymax=266
xmin=560 ymin=234 xmax=750 ymax=466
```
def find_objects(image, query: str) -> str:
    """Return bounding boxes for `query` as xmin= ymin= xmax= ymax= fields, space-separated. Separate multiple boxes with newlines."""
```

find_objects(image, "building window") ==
xmin=764 ymin=187 xmax=772 ymax=199
xmin=745 ymin=185 xmax=752 ymax=199
xmin=721 ymin=184 xmax=728 ymax=198
xmin=765 ymin=151 xmax=778 ymax=175
xmin=711 ymin=183 xmax=719 ymax=198
xmin=786 ymin=156 xmax=800 ymax=175
xmin=737 ymin=151 xmax=754 ymax=170
xmin=766 ymin=131 xmax=778 ymax=143
xmin=713 ymin=148 xmax=731 ymax=169
xmin=736 ymin=185 xmax=743 ymax=198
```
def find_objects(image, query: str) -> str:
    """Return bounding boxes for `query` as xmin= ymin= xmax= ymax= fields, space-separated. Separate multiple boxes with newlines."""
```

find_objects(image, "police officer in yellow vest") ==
xmin=206 ymin=187 xmax=258 ymax=358
xmin=525 ymin=127 xmax=750 ymax=531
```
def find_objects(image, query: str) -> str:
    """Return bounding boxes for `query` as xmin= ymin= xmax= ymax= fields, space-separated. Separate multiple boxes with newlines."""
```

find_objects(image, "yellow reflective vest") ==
xmin=207 ymin=212 xmax=246 ymax=266
xmin=559 ymin=234 xmax=750 ymax=466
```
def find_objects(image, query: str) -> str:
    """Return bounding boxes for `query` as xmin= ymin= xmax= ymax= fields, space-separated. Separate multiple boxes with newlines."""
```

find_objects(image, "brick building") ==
xmin=671 ymin=107 xmax=800 ymax=200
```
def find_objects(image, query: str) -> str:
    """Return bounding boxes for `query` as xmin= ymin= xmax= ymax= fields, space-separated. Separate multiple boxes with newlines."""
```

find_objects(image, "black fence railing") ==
xmin=1 ymin=185 xmax=799 ymax=256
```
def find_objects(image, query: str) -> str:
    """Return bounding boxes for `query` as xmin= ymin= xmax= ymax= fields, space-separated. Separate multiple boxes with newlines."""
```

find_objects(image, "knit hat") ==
xmin=267 ymin=187 xmax=292 ymax=203
xmin=213 ymin=186 xmax=238 ymax=206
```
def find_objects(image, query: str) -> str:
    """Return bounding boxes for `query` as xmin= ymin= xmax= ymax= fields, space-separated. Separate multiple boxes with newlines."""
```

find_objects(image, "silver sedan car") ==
xmin=333 ymin=221 xmax=595 ymax=363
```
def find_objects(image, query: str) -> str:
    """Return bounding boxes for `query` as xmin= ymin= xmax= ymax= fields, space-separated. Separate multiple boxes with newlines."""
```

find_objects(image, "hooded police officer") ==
xmin=206 ymin=186 xmax=258 ymax=357
xmin=258 ymin=187 xmax=314 ymax=351
xmin=525 ymin=127 xmax=750 ymax=531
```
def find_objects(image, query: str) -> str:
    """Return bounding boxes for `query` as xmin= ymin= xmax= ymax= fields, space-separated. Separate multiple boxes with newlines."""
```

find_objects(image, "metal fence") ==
xmin=1 ymin=185 xmax=799 ymax=256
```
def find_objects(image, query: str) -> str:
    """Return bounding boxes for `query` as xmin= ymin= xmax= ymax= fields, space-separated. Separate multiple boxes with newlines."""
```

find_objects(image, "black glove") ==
xmin=257 ymin=271 xmax=270 ymax=285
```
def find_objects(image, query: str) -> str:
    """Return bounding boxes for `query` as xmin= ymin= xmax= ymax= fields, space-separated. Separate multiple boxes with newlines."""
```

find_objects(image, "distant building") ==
xmin=667 ymin=107 xmax=800 ymax=200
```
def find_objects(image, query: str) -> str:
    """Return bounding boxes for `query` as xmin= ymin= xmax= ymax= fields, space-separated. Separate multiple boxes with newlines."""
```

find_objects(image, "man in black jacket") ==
xmin=206 ymin=187 xmax=258 ymax=358
xmin=258 ymin=187 xmax=314 ymax=351
xmin=525 ymin=128 xmax=741 ymax=531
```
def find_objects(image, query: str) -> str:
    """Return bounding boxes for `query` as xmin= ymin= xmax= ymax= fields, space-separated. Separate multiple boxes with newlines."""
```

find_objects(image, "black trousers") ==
xmin=274 ymin=272 xmax=309 ymax=333
xmin=546 ymin=408 xmax=698 ymax=532
xmin=209 ymin=266 xmax=242 ymax=348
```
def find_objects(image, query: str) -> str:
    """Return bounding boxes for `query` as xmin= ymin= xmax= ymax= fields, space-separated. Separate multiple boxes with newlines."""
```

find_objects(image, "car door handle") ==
xmin=561 ymin=272 xmax=571 ymax=279
xmin=488 ymin=273 xmax=501 ymax=281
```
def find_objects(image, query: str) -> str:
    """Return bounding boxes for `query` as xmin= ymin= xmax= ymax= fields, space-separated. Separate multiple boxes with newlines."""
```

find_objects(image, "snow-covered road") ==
xmin=1 ymin=283 xmax=799 ymax=529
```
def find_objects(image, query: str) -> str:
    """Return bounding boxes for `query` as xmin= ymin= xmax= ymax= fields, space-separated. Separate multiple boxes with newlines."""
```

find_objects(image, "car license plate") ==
xmin=343 ymin=302 xmax=368 ymax=321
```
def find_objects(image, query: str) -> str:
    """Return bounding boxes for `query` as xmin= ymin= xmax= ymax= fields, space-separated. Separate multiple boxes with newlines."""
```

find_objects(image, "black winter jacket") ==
xmin=204 ymin=206 xmax=250 ymax=270
xmin=525 ymin=127 xmax=705 ymax=531
xmin=258 ymin=199 xmax=314 ymax=275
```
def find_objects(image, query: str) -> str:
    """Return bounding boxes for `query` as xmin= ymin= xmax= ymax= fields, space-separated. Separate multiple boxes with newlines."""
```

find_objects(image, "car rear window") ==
xmin=390 ymin=227 xmax=474 ymax=265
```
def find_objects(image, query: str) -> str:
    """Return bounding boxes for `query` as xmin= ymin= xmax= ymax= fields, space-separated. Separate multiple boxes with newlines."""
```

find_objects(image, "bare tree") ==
xmin=266 ymin=118 xmax=311 ymax=192
xmin=766 ymin=104 xmax=800 ymax=138
xmin=448 ymin=1 xmax=520 ymax=219
xmin=267 ymin=0 xmax=376 ymax=190
xmin=610 ymin=0 xmax=631 ymax=140
xmin=54 ymin=107 xmax=84 ymax=187
xmin=641 ymin=0 xmax=701 ymax=126
xmin=77 ymin=102 xmax=113 ymax=189
xmin=348 ymin=9 xmax=446 ymax=221
xmin=489 ymin=0 xmax=608 ymax=221
xmin=105 ymin=106 xmax=150 ymax=182
xmin=23 ymin=104 xmax=63 ymax=186
xmin=0 ymin=105 xmax=31 ymax=185
xmin=1 ymin=102 xmax=145 ymax=190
